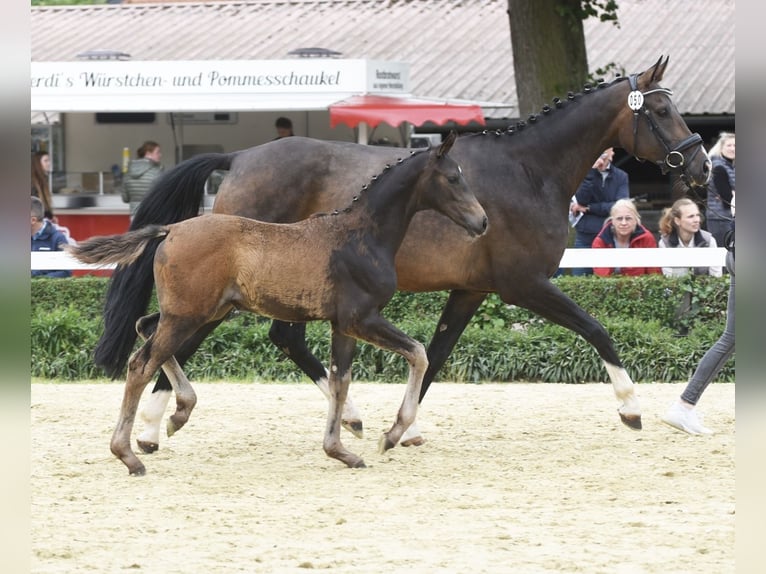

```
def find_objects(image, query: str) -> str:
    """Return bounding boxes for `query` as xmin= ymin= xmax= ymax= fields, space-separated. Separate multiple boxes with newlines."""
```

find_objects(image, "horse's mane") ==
xmin=308 ymin=147 xmax=428 ymax=219
xmin=465 ymin=75 xmax=631 ymax=141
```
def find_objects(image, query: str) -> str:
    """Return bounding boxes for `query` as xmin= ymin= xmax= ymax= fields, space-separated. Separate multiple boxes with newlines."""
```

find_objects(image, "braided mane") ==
xmin=466 ymin=75 xmax=631 ymax=141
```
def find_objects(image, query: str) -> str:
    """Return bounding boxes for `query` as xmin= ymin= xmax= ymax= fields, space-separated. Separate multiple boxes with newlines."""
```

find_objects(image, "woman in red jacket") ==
xmin=591 ymin=198 xmax=660 ymax=276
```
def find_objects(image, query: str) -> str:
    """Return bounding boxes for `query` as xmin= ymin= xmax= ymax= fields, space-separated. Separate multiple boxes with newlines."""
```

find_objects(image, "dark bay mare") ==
xmin=68 ymin=133 xmax=488 ymax=474
xmin=96 ymin=57 xmax=710 ymax=451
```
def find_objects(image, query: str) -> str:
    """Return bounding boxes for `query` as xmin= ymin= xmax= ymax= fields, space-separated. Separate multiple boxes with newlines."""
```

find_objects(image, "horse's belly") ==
xmin=394 ymin=223 xmax=490 ymax=292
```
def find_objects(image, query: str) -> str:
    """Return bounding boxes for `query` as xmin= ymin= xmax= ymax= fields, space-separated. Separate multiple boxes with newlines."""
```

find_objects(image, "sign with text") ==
xmin=31 ymin=59 xmax=411 ymax=112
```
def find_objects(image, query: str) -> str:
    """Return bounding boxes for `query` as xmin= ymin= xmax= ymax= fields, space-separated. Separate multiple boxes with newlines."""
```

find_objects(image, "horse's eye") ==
xmin=447 ymin=175 xmax=459 ymax=184
xmin=656 ymin=106 xmax=669 ymax=117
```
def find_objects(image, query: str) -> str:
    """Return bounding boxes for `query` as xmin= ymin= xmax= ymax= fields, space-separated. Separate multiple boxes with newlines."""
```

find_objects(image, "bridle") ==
xmin=627 ymin=74 xmax=706 ymax=186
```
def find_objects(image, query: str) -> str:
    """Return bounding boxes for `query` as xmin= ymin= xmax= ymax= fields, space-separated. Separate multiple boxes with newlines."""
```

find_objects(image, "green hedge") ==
xmin=31 ymin=274 xmax=734 ymax=383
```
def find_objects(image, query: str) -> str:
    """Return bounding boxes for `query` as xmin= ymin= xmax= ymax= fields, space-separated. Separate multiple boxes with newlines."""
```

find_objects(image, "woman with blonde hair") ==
xmin=705 ymin=132 xmax=735 ymax=247
xmin=658 ymin=198 xmax=721 ymax=277
xmin=591 ymin=198 xmax=660 ymax=276
xmin=31 ymin=151 xmax=54 ymax=219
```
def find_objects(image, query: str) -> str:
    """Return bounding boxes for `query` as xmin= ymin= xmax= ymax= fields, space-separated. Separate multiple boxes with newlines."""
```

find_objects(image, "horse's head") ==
xmin=422 ymin=131 xmax=488 ymax=237
xmin=616 ymin=56 xmax=711 ymax=189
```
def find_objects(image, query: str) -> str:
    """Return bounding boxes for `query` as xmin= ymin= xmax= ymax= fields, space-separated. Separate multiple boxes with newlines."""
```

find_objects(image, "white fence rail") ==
xmin=31 ymin=248 xmax=728 ymax=271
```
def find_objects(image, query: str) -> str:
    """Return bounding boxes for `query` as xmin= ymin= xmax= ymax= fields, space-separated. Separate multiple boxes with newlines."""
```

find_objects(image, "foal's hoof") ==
xmin=378 ymin=434 xmax=396 ymax=454
xmin=342 ymin=419 xmax=364 ymax=439
xmin=136 ymin=439 xmax=159 ymax=454
xmin=619 ymin=412 xmax=642 ymax=430
xmin=168 ymin=413 xmax=190 ymax=437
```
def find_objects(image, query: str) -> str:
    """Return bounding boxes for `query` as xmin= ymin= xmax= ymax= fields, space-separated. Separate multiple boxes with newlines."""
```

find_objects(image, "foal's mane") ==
xmin=308 ymin=146 xmax=429 ymax=219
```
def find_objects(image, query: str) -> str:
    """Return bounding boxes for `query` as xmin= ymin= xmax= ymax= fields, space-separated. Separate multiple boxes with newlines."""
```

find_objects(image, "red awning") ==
xmin=329 ymin=94 xmax=485 ymax=129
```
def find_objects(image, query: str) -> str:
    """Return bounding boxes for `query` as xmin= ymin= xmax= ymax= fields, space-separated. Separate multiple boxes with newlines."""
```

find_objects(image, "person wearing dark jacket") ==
xmin=121 ymin=140 xmax=163 ymax=216
xmin=31 ymin=196 xmax=71 ymax=278
xmin=705 ymin=132 xmax=735 ymax=247
xmin=591 ymin=199 xmax=660 ymax=277
xmin=570 ymin=148 xmax=630 ymax=276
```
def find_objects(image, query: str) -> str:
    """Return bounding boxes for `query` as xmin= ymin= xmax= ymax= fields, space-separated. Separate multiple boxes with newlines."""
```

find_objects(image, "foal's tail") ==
xmin=66 ymin=225 xmax=170 ymax=267
xmin=96 ymin=152 xmax=238 ymax=379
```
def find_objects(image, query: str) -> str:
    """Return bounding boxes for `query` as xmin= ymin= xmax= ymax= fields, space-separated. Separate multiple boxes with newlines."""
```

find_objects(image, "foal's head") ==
xmin=417 ymin=131 xmax=488 ymax=237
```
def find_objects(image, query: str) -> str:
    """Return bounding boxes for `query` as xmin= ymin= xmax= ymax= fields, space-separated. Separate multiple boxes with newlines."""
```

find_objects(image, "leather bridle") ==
xmin=627 ymin=74 xmax=707 ymax=186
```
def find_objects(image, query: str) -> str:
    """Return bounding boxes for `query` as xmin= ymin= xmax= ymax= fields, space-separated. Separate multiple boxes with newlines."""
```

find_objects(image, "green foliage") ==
xmin=30 ymin=275 xmax=733 ymax=383
xmin=31 ymin=306 xmax=103 ymax=379
xmin=556 ymin=0 xmax=621 ymax=27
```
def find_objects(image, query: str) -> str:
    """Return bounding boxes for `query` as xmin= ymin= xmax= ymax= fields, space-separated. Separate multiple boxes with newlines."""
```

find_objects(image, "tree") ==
xmin=507 ymin=0 xmax=619 ymax=118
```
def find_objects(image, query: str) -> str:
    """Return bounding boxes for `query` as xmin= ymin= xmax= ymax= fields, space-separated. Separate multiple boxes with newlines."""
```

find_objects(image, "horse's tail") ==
xmin=130 ymin=152 xmax=238 ymax=229
xmin=65 ymin=225 xmax=170 ymax=267
xmin=96 ymin=152 xmax=237 ymax=379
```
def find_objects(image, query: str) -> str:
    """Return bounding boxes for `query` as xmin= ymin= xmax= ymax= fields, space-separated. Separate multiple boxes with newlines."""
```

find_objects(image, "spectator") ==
xmin=31 ymin=150 xmax=54 ymax=220
xmin=705 ymin=132 xmax=735 ymax=247
xmin=121 ymin=140 xmax=163 ymax=216
xmin=662 ymin=218 xmax=734 ymax=435
xmin=274 ymin=116 xmax=294 ymax=139
xmin=570 ymin=148 xmax=630 ymax=276
xmin=31 ymin=196 xmax=71 ymax=279
xmin=658 ymin=198 xmax=722 ymax=277
xmin=591 ymin=198 xmax=660 ymax=276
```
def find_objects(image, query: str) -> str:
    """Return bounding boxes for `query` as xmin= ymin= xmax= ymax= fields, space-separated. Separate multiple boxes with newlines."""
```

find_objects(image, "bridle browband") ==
xmin=627 ymin=74 xmax=705 ymax=184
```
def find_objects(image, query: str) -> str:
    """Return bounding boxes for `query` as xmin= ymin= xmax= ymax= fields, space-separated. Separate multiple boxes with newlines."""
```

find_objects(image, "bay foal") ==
xmin=68 ymin=132 xmax=487 ymax=475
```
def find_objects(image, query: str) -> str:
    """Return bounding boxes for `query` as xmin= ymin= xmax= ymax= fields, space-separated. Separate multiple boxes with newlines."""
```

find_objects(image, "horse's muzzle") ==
xmin=469 ymin=214 xmax=489 ymax=237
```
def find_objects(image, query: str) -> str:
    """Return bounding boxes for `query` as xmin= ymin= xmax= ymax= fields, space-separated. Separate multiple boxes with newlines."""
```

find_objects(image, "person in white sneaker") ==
xmin=662 ymin=219 xmax=735 ymax=435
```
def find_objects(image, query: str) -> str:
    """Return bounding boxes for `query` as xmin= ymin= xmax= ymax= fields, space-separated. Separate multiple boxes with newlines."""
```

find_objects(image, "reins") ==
xmin=627 ymin=74 xmax=705 ymax=187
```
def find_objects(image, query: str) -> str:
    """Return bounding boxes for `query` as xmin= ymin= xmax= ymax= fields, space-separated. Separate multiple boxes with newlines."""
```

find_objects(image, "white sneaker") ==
xmin=662 ymin=401 xmax=713 ymax=435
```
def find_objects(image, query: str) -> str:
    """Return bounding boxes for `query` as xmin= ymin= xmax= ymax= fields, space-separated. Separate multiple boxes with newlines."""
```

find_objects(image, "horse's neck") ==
xmin=498 ymin=88 xmax=625 ymax=196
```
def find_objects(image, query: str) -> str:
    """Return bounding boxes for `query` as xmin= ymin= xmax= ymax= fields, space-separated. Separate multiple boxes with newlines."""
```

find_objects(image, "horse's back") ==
xmin=211 ymin=135 xmax=568 ymax=290
xmin=214 ymin=137 xmax=404 ymax=222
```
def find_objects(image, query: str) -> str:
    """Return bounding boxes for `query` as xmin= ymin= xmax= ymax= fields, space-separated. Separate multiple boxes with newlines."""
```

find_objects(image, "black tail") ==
xmin=94 ymin=152 xmax=237 ymax=378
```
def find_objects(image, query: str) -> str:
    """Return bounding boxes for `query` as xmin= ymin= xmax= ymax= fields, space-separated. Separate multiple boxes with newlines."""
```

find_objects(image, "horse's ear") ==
xmin=650 ymin=55 xmax=669 ymax=82
xmin=437 ymin=130 xmax=457 ymax=158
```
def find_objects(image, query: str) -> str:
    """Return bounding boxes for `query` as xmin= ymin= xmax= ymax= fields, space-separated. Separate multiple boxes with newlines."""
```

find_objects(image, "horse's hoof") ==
xmin=400 ymin=436 xmax=426 ymax=447
xmin=128 ymin=464 xmax=146 ymax=476
xmin=136 ymin=439 xmax=159 ymax=454
xmin=350 ymin=459 xmax=367 ymax=469
xmin=378 ymin=434 xmax=396 ymax=454
xmin=619 ymin=412 xmax=642 ymax=430
xmin=342 ymin=419 xmax=364 ymax=439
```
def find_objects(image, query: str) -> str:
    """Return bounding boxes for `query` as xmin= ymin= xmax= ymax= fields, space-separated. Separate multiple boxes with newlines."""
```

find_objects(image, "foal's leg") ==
xmin=322 ymin=330 xmax=365 ymax=468
xmin=137 ymin=319 xmax=219 ymax=453
xmin=269 ymin=320 xmax=363 ymax=437
xmin=113 ymin=338 xmax=173 ymax=475
xmin=112 ymin=317 xmax=198 ymax=475
xmin=504 ymin=279 xmax=642 ymax=429
xmin=344 ymin=315 xmax=427 ymax=453
xmin=400 ymin=290 xmax=488 ymax=447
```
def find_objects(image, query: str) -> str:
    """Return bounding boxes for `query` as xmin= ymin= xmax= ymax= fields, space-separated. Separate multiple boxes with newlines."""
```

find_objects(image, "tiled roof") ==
xmin=31 ymin=0 xmax=734 ymax=117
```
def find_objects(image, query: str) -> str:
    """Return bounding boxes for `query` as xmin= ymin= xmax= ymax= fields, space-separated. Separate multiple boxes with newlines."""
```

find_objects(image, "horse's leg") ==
xmin=399 ymin=290 xmax=488 ymax=447
xmin=322 ymin=330 xmax=365 ymax=468
xmin=507 ymin=279 xmax=642 ymax=429
xmin=269 ymin=320 xmax=363 ymax=437
xmin=137 ymin=319 xmax=222 ymax=453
